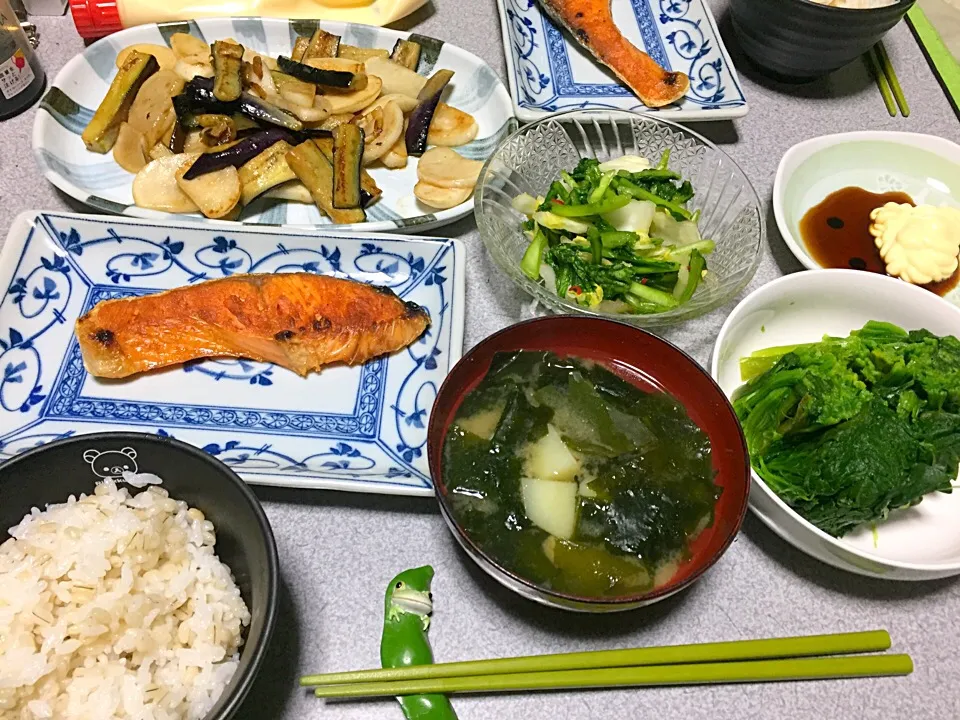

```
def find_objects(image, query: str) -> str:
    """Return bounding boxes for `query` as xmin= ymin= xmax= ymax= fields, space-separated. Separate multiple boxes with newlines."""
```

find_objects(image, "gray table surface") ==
xmin=3 ymin=2 xmax=960 ymax=718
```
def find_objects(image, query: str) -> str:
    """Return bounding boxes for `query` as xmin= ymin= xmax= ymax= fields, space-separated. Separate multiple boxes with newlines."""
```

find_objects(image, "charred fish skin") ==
xmin=75 ymin=273 xmax=431 ymax=379
xmin=538 ymin=0 xmax=689 ymax=107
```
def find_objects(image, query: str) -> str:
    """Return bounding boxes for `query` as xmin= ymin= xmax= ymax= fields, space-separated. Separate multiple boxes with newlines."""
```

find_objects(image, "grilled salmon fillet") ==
xmin=539 ymin=0 xmax=689 ymax=107
xmin=75 ymin=273 xmax=430 ymax=378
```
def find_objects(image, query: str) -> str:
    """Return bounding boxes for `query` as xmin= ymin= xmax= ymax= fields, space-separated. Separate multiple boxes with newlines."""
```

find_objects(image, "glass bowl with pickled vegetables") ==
xmin=426 ymin=316 xmax=751 ymax=612
xmin=475 ymin=110 xmax=764 ymax=327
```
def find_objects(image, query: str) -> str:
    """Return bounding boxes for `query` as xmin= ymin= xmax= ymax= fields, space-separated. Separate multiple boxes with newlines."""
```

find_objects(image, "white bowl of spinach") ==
xmin=712 ymin=269 xmax=960 ymax=580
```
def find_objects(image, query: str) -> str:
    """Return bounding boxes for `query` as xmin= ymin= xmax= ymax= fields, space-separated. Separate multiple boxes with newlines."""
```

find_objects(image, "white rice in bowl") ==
xmin=0 ymin=478 xmax=251 ymax=720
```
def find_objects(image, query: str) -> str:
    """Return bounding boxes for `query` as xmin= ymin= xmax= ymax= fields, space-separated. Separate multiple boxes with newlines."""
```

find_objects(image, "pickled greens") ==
xmin=513 ymin=152 xmax=713 ymax=313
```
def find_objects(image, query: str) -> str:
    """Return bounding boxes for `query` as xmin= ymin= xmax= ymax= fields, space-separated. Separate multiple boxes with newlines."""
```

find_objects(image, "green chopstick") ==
xmin=875 ymin=42 xmax=910 ymax=117
xmin=865 ymin=46 xmax=897 ymax=116
xmin=907 ymin=5 xmax=960 ymax=113
xmin=312 ymin=654 xmax=913 ymax=698
xmin=300 ymin=630 xmax=891 ymax=687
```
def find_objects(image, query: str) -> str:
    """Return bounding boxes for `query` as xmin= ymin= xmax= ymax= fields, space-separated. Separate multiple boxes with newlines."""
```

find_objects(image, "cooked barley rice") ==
xmin=0 ymin=479 xmax=250 ymax=720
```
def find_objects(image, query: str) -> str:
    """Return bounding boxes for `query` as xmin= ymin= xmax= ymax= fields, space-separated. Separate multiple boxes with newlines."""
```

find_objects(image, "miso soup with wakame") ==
xmin=442 ymin=351 xmax=720 ymax=599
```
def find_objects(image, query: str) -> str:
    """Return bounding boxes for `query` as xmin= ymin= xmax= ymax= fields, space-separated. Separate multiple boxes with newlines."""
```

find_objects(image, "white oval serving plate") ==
xmin=33 ymin=17 xmax=515 ymax=232
xmin=711 ymin=269 xmax=960 ymax=581
xmin=772 ymin=131 xmax=960 ymax=307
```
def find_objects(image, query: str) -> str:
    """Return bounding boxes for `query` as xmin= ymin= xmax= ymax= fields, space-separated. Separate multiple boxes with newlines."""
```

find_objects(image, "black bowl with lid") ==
xmin=729 ymin=0 xmax=915 ymax=81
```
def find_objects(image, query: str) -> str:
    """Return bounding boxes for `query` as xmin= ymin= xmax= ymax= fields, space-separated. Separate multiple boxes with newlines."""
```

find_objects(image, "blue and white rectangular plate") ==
xmin=33 ymin=17 xmax=515 ymax=233
xmin=0 ymin=212 xmax=465 ymax=496
xmin=498 ymin=0 xmax=749 ymax=122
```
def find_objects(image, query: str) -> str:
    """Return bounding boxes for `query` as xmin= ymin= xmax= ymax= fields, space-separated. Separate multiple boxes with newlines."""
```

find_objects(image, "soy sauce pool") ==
xmin=441 ymin=351 xmax=720 ymax=599
xmin=799 ymin=186 xmax=912 ymax=274
xmin=799 ymin=187 xmax=960 ymax=297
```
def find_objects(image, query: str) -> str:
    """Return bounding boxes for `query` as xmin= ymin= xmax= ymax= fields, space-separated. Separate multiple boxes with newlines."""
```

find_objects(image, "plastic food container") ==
xmin=69 ymin=0 xmax=428 ymax=39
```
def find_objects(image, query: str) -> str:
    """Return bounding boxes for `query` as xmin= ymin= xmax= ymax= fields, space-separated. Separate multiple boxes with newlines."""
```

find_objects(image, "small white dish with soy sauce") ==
xmin=773 ymin=131 xmax=960 ymax=307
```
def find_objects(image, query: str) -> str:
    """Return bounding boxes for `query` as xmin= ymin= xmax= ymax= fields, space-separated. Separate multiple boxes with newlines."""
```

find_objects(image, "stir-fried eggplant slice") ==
xmin=303 ymin=28 xmax=341 ymax=59
xmin=82 ymin=51 xmax=159 ymax=153
xmin=171 ymin=93 xmax=216 ymax=132
xmin=317 ymin=113 xmax=356 ymax=131
xmin=197 ymin=114 xmax=237 ymax=146
xmin=285 ymin=140 xmax=366 ymax=223
xmin=235 ymin=93 xmax=302 ymax=130
xmin=276 ymin=56 xmax=357 ymax=89
xmin=168 ymin=119 xmax=187 ymax=153
xmin=180 ymin=78 xmax=234 ymax=114
xmin=405 ymin=69 xmax=454 ymax=157
xmin=291 ymin=35 xmax=310 ymax=62
xmin=287 ymin=128 xmax=335 ymax=142
xmin=185 ymin=77 xmax=303 ymax=131
xmin=232 ymin=114 xmax=261 ymax=132
xmin=332 ymin=124 xmax=364 ymax=209
xmin=305 ymin=57 xmax=363 ymax=75
xmin=390 ymin=39 xmax=422 ymax=70
xmin=116 ymin=44 xmax=177 ymax=71
xmin=338 ymin=44 xmax=389 ymax=62
xmin=313 ymin=137 xmax=381 ymax=208
xmin=238 ymin=139 xmax=296 ymax=205
xmin=173 ymin=94 xmax=259 ymax=135
xmin=183 ymin=129 xmax=292 ymax=179
xmin=212 ymin=40 xmax=244 ymax=102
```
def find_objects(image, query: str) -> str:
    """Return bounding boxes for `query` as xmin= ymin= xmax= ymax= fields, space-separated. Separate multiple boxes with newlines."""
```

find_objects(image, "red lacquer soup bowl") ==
xmin=427 ymin=316 xmax=750 ymax=612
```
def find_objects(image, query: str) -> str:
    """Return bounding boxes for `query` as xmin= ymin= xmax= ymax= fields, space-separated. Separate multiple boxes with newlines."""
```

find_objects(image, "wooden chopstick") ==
xmin=866 ymin=45 xmax=898 ymax=116
xmin=311 ymin=654 xmax=913 ymax=698
xmin=875 ymin=41 xmax=910 ymax=117
xmin=300 ymin=630 xmax=892 ymax=687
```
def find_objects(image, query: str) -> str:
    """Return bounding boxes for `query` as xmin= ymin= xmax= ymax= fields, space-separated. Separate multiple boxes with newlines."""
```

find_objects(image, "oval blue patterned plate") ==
xmin=33 ymin=17 xmax=515 ymax=233
xmin=497 ymin=0 xmax=749 ymax=122
xmin=0 ymin=211 xmax=465 ymax=495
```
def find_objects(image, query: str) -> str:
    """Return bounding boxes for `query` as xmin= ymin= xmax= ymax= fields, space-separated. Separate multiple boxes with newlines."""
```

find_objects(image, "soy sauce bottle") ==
xmin=0 ymin=0 xmax=45 ymax=120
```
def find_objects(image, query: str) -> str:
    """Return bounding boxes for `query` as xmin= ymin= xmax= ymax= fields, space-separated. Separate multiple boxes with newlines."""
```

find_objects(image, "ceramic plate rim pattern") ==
xmin=32 ymin=16 xmax=514 ymax=233
xmin=496 ymin=0 xmax=749 ymax=122
xmin=773 ymin=130 xmax=960 ymax=272
xmin=710 ymin=269 xmax=960 ymax=579
xmin=0 ymin=210 xmax=466 ymax=496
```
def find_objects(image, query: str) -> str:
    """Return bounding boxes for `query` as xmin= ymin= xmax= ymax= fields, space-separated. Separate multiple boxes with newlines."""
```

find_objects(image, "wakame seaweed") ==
xmin=733 ymin=320 xmax=960 ymax=537
xmin=442 ymin=351 xmax=719 ymax=598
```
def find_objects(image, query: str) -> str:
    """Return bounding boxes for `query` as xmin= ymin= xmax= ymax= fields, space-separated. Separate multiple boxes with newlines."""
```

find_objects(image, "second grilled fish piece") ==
xmin=539 ymin=0 xmax=690 ymax=107
xmin=76 ymin=273 xmax=430 ymax=378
